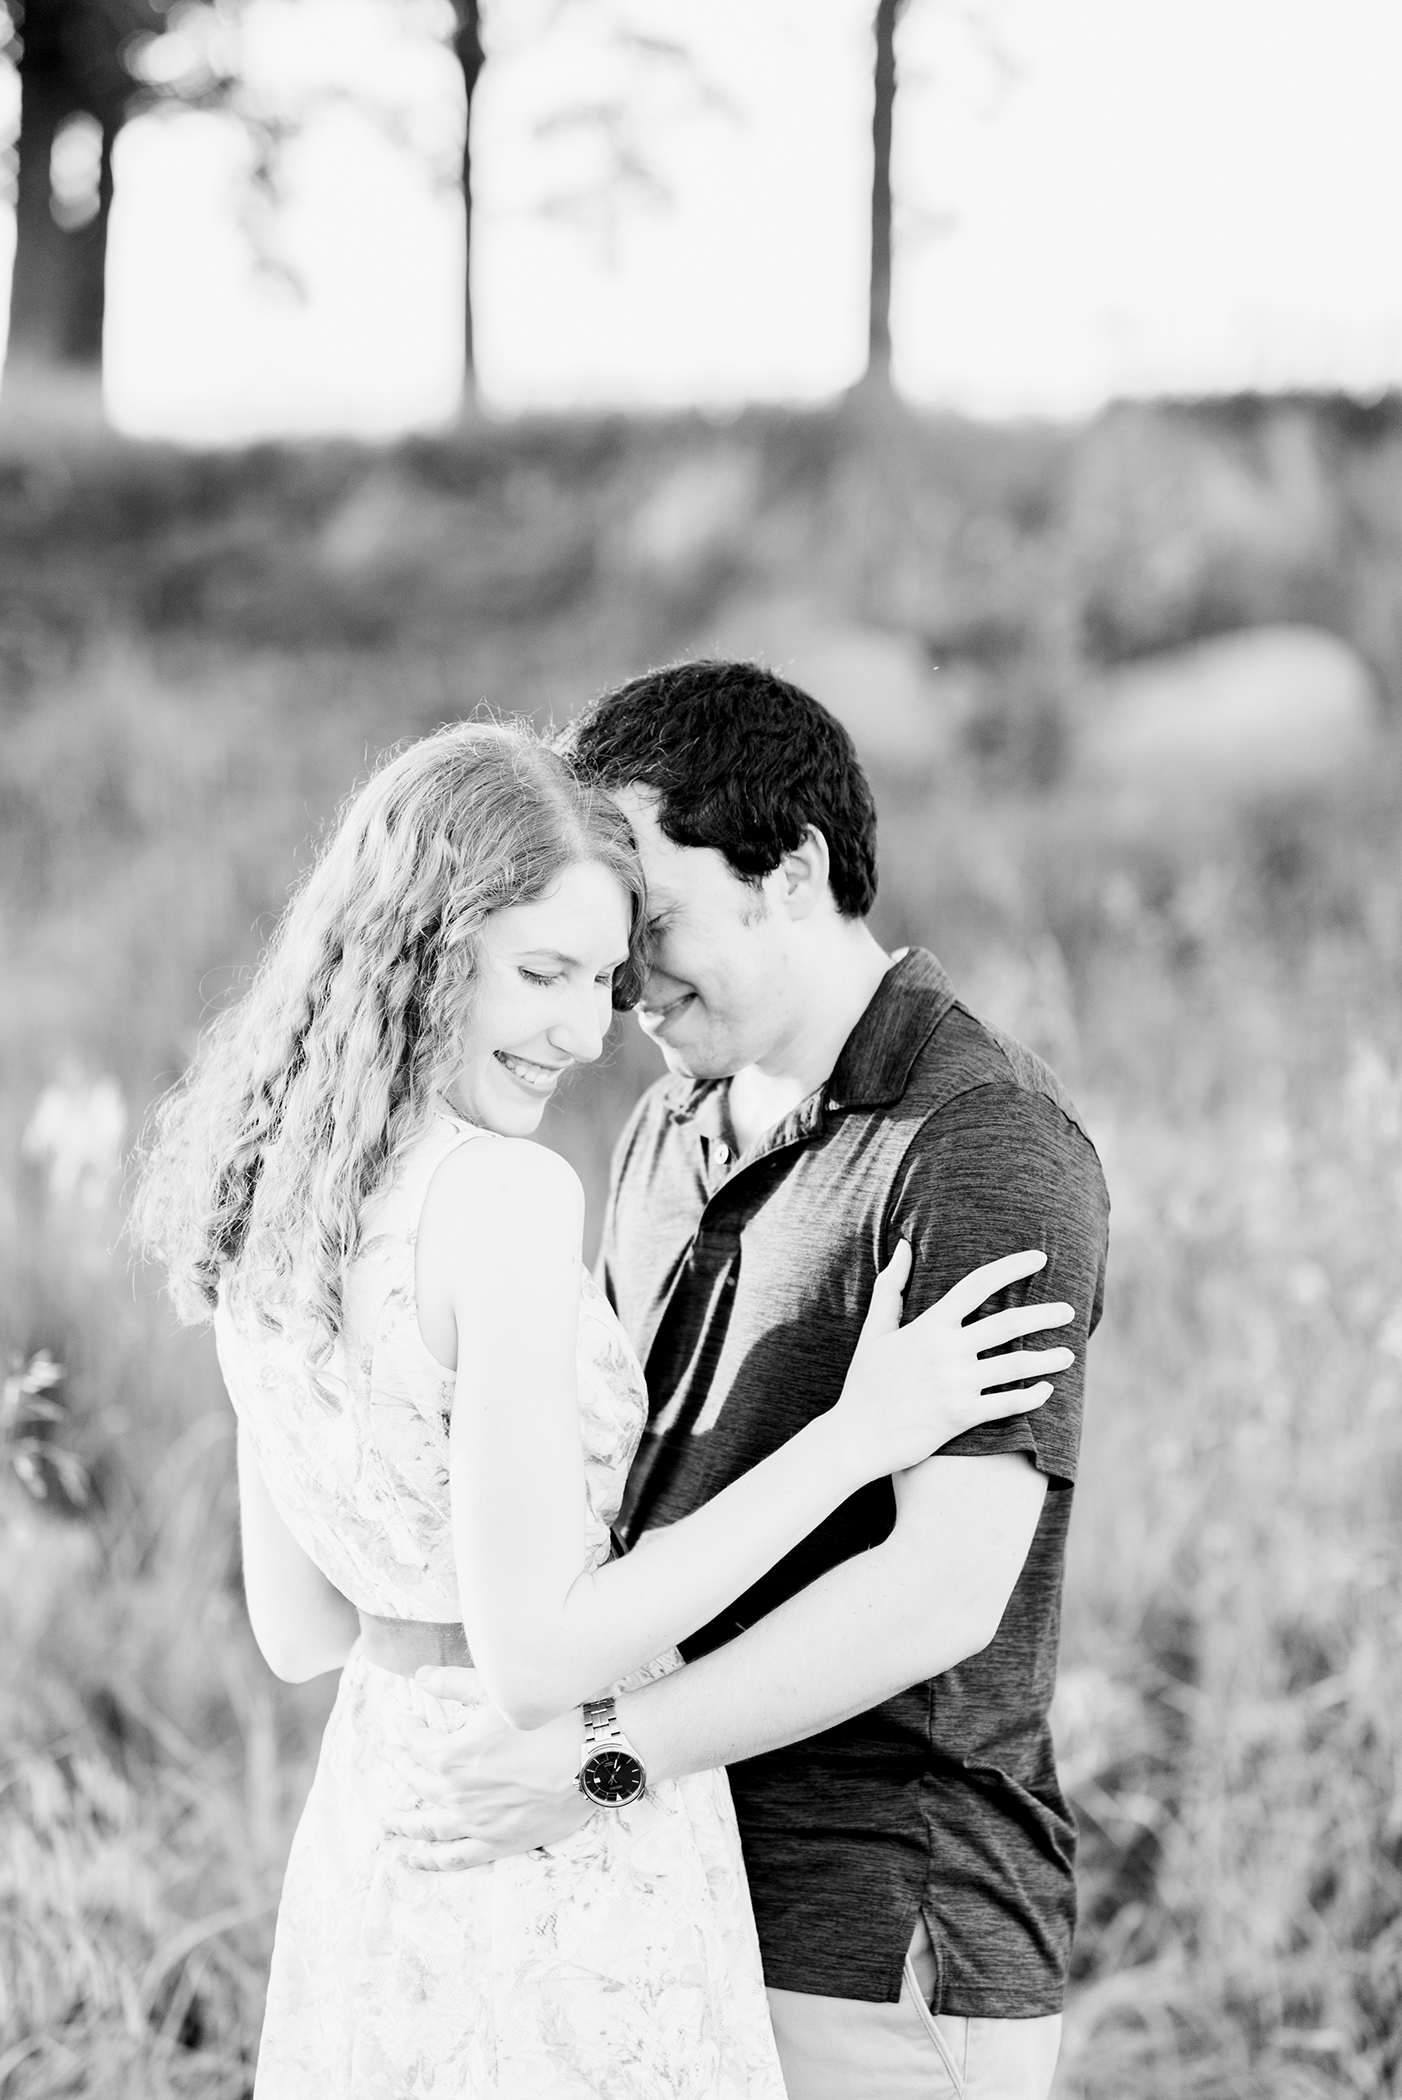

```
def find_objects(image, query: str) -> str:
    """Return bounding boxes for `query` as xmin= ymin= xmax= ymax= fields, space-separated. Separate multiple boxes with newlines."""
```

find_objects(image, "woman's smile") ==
xmin=493 ymin=1048 xmax=570 ymax=1093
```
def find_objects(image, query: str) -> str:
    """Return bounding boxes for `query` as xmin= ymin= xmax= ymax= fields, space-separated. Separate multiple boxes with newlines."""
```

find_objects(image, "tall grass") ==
xmin=1036 ymin=778 xmax=1402 ymax=2097
xmin=3 ymin=419 xmax=1401 ymax=2096
xmin=0 ymin=631 xmax=662 ymax=2099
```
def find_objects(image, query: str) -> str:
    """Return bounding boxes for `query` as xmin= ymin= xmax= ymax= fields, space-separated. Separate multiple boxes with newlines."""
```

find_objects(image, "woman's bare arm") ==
xmin=236 ymin=1424 xmax=359 ymax=1683
xmin=427 ymin=1137 xmax=1070 ymax=1730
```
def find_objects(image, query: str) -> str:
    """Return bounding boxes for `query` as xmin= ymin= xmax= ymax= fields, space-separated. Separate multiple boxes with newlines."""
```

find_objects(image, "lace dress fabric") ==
xmin=214 ymin=1111 xmax=786 ymax=2098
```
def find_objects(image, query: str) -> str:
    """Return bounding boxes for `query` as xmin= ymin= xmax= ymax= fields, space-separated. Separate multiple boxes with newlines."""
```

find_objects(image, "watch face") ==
xmin=581 ymin=1748 xmax=645 ymax=1806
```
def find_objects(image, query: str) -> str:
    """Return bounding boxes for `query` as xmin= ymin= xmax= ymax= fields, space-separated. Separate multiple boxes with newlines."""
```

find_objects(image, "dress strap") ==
xmin=427 ymin=1105 xmax=490 ymax=1156
xmin=377 ymin=1109 xmax=492 ymax=1241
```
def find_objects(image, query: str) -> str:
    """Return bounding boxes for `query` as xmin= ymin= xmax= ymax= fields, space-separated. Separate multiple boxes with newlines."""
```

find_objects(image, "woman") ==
xmin=133 ymin=722 xmax=1074 ymax=2098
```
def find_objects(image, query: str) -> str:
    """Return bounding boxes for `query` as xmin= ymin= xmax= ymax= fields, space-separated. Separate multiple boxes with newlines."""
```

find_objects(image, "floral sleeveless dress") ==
xmin=214 ymin=1111 xmax=786 ymax=2099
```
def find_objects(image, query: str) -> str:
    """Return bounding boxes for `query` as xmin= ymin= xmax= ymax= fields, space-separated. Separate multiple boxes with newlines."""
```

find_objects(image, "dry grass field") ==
xmin=2 ymin=404 xmax=1400 ymax=2098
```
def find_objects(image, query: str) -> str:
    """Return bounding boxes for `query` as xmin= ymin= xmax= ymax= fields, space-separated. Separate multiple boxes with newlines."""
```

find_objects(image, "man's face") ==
xmin=611 ymin=787 xmax=794 ymax=1081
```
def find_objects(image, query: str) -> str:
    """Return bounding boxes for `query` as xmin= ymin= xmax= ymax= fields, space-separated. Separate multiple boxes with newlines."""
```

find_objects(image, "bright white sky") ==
xmin=3 ymin=0 xmax=1402 ymax=440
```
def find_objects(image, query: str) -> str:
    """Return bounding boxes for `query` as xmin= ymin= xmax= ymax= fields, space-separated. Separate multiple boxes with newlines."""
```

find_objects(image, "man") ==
xmin=391 ymin=661 xmax=1110 ymax=2099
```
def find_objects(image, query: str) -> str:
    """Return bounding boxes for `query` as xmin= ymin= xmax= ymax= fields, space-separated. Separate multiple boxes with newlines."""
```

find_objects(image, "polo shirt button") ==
xmin=714 ymin=1142 xmax=731 ymax=1166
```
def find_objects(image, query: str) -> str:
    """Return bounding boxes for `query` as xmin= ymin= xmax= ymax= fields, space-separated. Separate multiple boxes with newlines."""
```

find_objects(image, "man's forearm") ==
xmin=617 ymin=1538 xmax=981 ymax=1783
xmin=387 ymin=1455 xmax=1044 ymax=1865
xmin=618 ymin=1450 xmax=1046 ymax=1783
xmin=382 ymin=1553 xmax=982 ymax=1872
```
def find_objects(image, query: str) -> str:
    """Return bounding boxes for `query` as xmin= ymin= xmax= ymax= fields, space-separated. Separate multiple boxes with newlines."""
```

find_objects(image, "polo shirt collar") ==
xmin=661 ymin=946 xmax=956 ymax=1124
xmin=826 ymin=947 xmax=955 ymax=1109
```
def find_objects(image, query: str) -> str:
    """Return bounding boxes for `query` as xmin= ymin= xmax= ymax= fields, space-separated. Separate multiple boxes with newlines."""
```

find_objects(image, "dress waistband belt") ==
xmin=357 ymin=1611 xmax=472 ymax=1675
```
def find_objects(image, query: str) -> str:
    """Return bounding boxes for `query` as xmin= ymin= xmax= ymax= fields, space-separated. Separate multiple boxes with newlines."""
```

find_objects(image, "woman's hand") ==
xmin=828 ymin=1245 xmax=1074 ymax=1480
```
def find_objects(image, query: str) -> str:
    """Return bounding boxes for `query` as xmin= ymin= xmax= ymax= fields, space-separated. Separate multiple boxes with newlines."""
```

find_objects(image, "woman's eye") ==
xmin=520 ymin=968 xmax=560 ymax=988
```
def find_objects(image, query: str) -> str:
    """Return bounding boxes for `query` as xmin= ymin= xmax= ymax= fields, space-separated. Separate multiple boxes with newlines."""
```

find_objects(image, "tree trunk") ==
xmin=867 ymin=0 xmax=903 ymax=388
xmin=450 ymin=1 xmax=486 ymax=406
xmin=8 ymin=43 xmax=115 ymax=376
xmin=68 ymin=121 xmax=117 ymax=363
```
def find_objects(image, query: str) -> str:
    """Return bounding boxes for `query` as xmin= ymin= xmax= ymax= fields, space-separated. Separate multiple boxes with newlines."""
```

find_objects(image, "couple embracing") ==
xmin=136 ymin=659 xmax=1109 ymax=2100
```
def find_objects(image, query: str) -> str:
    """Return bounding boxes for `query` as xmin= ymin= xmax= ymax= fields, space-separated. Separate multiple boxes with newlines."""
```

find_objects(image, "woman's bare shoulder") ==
xmin=421 ymin=1129 xmax=585 ymax=1240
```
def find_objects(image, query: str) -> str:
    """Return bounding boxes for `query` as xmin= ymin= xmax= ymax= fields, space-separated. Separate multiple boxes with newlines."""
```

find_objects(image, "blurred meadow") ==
xmin=3 ymin=390 xmax=1402 ymax=2099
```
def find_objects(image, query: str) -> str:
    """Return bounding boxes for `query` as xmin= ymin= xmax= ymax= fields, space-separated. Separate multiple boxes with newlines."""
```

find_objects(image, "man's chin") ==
xmin=637 ymin=1010 xmax=742 ymax=1083
xmin=656 ymin=1039 xmax=698 ymax=1077
xmin=656 ymin=1038 xmax=741 ymax=1083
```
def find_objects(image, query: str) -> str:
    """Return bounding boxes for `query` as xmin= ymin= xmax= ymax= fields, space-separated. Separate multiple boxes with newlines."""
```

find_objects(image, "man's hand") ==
xmin=382 ymin=1668 xmax=591 ymax=1870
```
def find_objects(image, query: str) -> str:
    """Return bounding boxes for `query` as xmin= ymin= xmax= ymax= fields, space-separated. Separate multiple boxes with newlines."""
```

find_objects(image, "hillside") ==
xmin=2 ymin=395 xmax=1401 ymax=2099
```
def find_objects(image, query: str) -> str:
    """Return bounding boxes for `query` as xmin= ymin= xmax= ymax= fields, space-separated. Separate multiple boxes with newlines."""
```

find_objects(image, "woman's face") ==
xmin=446 ymin=859 xmax=633 ymax=1137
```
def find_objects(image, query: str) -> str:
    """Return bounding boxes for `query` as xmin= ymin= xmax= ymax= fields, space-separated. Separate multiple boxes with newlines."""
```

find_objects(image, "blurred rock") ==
xmin=1069 ymin=402 xmax=1345 ymax=662
xmin=314 ymin=463 xmax=594 ymax=626
xmin=1077 ymin=624 xmax=1380 ymax=796
xmin=703 ymin=595 xmax=955 ymax=770
xmin=318 ymin=470 xmax=435 ymax=573
xmin=621 ymin=450 xmax=758 ymax=581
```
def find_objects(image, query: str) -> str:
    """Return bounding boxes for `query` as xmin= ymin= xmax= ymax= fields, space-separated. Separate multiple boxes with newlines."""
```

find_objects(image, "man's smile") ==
xmin=638 ymin=991 xmax=696 ymax=1037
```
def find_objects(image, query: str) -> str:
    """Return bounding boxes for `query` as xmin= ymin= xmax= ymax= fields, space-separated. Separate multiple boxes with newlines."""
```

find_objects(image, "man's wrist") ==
xmin=575 ymin=1694 xmax=647 ymax=1806
xmin=613 ymin=1666 xmax=712 ymax=1790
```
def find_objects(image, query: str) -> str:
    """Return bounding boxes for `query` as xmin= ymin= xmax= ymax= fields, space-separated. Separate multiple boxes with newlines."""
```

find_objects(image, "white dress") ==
xmin=214 ymin=1111 xmax=786 ymax=2099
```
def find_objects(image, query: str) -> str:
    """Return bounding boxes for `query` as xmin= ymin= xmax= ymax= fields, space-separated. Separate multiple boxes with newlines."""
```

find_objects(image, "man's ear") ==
xmin=778 ymin=827 xmax=832 ymax=921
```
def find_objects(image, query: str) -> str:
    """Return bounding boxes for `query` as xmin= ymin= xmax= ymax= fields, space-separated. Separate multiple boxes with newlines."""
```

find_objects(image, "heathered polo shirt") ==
xmin=601 ymin=948 xmax=1110 ymax=2014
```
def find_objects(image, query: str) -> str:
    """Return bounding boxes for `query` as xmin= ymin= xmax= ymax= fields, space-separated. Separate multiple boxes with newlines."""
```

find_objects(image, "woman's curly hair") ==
xmin=130 ymin=720 xmax=645 ymax=1385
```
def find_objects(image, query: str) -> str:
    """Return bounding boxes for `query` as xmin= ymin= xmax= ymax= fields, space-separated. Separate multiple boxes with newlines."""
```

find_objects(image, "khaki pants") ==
xmin=766 ymin=1922 xmax=1062 ymax=2100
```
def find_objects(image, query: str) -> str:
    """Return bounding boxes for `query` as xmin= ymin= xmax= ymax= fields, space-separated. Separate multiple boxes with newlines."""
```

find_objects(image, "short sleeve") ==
xmin=886 ymin=1084 xmax=1110 ymax=1488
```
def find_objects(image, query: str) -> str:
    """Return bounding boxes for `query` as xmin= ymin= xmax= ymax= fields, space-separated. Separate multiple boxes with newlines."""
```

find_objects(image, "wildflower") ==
xmin=1 ymin=1350 xmax=88 ymax=1505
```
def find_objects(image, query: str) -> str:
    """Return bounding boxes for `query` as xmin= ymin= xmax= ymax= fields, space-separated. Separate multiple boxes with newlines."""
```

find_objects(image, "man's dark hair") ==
xmin=565 ymin=660 xmax=878 ymax=918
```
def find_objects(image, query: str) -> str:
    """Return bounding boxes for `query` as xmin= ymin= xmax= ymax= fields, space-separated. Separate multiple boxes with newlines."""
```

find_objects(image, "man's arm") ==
xmin=384 ymin=1084 xmax=1104 ymax=1864
xmin=384 ymin=1449 xmax=1045 ymax=1863
xmin=619 ymin=1449 xmax=1047 ymax=1780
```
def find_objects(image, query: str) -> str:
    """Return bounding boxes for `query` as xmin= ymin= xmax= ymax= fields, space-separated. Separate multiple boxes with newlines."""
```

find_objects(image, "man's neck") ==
xmin=727 ymin=924 xmax=894 ymax=1156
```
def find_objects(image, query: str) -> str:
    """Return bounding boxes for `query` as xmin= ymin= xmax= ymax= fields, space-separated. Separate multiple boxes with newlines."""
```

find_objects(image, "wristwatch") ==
xmin=576 ymin=1695 xmax=647 ymax=1807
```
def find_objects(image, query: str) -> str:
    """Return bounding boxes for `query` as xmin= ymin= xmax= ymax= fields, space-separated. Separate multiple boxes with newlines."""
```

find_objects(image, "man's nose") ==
xmin=640 ymin=954 xmax=686 ymax=1006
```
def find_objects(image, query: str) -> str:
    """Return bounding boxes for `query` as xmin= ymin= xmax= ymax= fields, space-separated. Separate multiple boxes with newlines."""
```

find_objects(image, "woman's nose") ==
xmin=550 ymin=985 xmax=607 ymax=1063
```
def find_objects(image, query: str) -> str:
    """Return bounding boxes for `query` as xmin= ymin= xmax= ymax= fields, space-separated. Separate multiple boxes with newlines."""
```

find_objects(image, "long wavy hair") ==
xmin=131 ymin=721 xmax=646 ymax=1384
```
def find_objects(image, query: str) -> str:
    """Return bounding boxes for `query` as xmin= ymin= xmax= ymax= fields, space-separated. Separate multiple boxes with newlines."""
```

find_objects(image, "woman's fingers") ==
xmin=967 ymin=1301 xmax=1075 ymax=1350
xmin=935 ymin=1248 xmax=1048 ymax=1325
xmin=384 ymin=1805 xmax=481 ymax=1843
xmin=859 ymin=1238 xmax=913 ymax=1336
xmin=973 ymin=1379 xmax=1052 ymax=1421
xmin=414 ymin=1665 xmax=486 ymax=1705
xmin=887 ymin=1238 xmax=914 ymax=1282
xmin=977 ymin=1346 xmax=1074 ymax=1391
xmin=395 ymin=1837 xmax=497 ymax=1873
xmin=385 ymin=1753 xmax=456 ymax=1805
